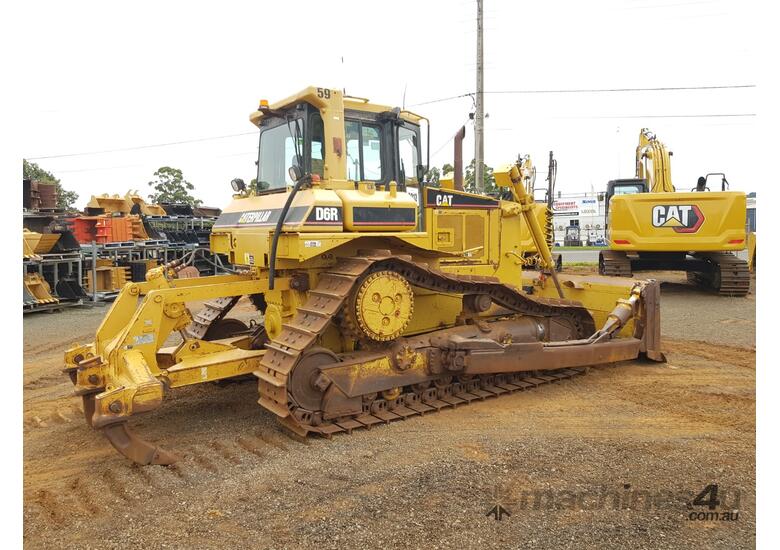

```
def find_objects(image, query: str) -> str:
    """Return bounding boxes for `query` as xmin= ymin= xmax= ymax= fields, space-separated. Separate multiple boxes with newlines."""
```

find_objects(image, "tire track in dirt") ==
xmin=23 ymin=401 xmax=86 ymax=432
xmin=101 ymin=469 xmax=134 ymax=503
xmin=32 ymin=489 xmax=69 ymax=525
xmin=236 ymin=436 xmax=268 ymax=458
xmin=69 ymin=477 xmax=101 ymax=515
xmin=24 ymin=333 xmax=97 ymax=358
xmin=29 ymin=464 xmax=191 ymax=526
xmin=180 ymin=444 xmax=216 ymax=472
xmin=23 ymin=373 xmax=67 ymax=391
xmin=208 ymin=440 xmax=243 ymax=464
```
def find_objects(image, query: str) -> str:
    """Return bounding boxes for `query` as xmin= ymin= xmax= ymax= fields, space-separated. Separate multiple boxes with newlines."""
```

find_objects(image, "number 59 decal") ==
xmin=317 ymin=87 xmax=331 ymax=99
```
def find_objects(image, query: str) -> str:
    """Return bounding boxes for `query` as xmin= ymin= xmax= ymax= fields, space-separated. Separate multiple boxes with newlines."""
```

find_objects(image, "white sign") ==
xmin=580 ymin=198 xmax=598 ymax=216
xmin=553 ymin=197 xmax=599 ymax=216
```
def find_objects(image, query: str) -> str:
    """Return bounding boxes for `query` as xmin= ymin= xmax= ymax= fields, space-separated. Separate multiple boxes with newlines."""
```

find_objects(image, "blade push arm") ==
xmin=495 ymin=161 xmax=565 ymax=298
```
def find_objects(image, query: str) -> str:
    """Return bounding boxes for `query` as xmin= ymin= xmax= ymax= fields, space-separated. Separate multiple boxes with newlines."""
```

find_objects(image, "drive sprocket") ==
xmin=346 ymin=270 xmax=414 ymax=342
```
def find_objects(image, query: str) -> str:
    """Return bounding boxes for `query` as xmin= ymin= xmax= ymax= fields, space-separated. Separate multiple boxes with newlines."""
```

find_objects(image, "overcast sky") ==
xmin=17 ymin=0 xmax=757 ymax=208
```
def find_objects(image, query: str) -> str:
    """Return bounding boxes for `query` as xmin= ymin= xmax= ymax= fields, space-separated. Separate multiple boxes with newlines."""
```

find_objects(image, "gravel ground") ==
xmin=23 ymin=271 xmax=755 ymax=549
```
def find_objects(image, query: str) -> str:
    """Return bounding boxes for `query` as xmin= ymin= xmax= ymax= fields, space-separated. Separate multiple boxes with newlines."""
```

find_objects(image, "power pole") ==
xmin=475 ymin=0 xmax=485 ymax=193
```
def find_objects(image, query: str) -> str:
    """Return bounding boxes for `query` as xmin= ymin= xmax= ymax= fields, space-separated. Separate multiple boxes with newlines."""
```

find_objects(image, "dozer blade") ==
xmin=103 ymin=423 xmax=179 ymax=465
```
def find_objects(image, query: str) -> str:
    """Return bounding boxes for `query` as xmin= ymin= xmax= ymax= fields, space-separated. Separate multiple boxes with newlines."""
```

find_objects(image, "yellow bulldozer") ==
xmin=65 ymin=87 xmax=664 ymax=465
xmin=599 ymin=128 xmax=751 ymax=296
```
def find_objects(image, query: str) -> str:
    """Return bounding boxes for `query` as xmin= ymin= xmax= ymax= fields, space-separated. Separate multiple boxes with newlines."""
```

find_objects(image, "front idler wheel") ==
xmin=288 ymin=347 xmax=340 ymax=412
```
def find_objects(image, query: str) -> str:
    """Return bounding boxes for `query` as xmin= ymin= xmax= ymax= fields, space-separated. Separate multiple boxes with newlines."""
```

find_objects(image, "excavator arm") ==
xmin=636 ymin=128 xmax=675 ymax=193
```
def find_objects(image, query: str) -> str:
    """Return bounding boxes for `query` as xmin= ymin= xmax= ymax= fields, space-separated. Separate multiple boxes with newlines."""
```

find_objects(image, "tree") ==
xmin=22 ymin=159 xmax=79 ymax=209
xmin=442 ymin=163 xmax=455 ymax=175
xmin=148 ymin=166 xmax=201 ymax=205
xmin=464 ymin=159 xmax=497 ymax=195
xmin=248 ymin=178 xmax=270 ymax=194
xmin=424 ymin=167 xmax=440 ymax=186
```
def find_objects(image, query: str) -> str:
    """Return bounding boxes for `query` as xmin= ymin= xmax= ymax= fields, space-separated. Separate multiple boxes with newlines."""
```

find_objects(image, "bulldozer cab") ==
xmin=251 ymin=87 xmax=426 ymax=196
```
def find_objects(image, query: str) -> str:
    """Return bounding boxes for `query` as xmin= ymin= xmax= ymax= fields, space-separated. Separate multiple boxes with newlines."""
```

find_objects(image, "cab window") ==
xmin=345 ymin=120 xmax=384 ymax=181
xmin=398 ymin=126 xmax=419 ymax=186
xmin=258 ymin=118 xmax=301 ymax=189
xmin=613 ymin=184 xmax=644 ymax=196
xmin=309 ymin=113 xmax=324 ymax=178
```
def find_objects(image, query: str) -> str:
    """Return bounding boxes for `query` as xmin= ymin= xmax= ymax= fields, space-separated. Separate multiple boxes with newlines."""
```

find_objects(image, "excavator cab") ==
xmin=604 ymin=178 xmax=649 ymax=226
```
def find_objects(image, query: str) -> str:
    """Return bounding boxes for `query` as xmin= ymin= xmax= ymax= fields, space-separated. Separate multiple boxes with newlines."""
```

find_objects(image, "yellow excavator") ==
xmin=599 ymin=128 xmax=750 ymax=296
xmin=64 ymin=87 xmax=663 ymax=465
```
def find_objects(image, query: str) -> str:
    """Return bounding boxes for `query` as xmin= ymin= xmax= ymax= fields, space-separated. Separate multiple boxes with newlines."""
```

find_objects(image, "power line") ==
xmin=410 ymin=93 xmax=474 ymax=107
xmin=26 ymin=131 xmax=257 ymax=160
xmin=489 ymin=84 xmax=756 ymax=95
xmin=429 ymin=119 xmax=472 ymax=159
xmin=55 ymin=163 xmax=145 ymax=174
xmin=408 ymin=84 xmax=756 ymax=107
xmin=562 ymin=113 xmax=756 ymax=119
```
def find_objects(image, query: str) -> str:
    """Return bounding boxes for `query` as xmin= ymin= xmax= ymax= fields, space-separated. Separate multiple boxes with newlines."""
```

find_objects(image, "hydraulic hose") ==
xmin=268 ymin=176 xmax=306 ymax=290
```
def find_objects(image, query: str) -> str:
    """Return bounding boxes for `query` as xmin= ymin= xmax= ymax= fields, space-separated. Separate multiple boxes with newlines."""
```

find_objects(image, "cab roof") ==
xmin=249 ymin=86 xmax=424 ymax=127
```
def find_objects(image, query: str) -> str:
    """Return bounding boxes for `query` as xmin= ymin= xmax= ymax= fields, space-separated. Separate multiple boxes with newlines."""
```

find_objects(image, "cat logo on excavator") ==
xmin=651 ymin=204 xmax=705 ymax=233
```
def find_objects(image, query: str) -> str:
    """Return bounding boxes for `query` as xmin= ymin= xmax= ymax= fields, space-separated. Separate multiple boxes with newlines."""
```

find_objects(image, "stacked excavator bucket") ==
xmin=24 ymin=227 xmax=81 ymax=308
xmin=85 ymin=193 xmax=131 ymax=215
xmin=23 ymin=229 xmax=61 ymax=255
xmin=73 ymin=192 xmax=167 ymax=243
xmin=130 ymin=216 xmax=149 ymax=240
xmin=55 ymin=278 xmax=88 ymax=300
xmin=71 ymin=216 xmax=135 ymax=244
xmin=125 ymin=191 xmax=167 ymax=216
xmin=87 ymin=265 xmax=130 ymax=293
xmin=35 ymin=234 xmax=61 ymax=253
xmin=50 ymin=229 xmax=81 ymax=253
xmin=23 ymin=232 xmax=40 ymax=260
xmin=24 ymin=180 xmax=58 ymax=210
xmin=24 ymin=273 xmax=59 ymax=305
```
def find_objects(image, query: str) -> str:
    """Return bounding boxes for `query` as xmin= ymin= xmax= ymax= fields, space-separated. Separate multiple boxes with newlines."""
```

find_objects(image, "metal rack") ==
xmin=23 ymin=215 xmax=226 ymax=311
xmin=80 ymin=239 xmax=229 ymax=302
xmin=145 ymin=215 xmax=216 ymax=227
xmin=23 ymin=252 xmax=84 ymax=314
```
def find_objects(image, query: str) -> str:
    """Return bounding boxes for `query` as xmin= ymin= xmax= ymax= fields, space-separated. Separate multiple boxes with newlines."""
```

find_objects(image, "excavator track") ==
xmin=255 ymin=255 xmax=596 ymax=437
xmin=599 ymin=250 xmax=632 ymax=277
xmin=690 ymin=252 xmax=750 ymax=297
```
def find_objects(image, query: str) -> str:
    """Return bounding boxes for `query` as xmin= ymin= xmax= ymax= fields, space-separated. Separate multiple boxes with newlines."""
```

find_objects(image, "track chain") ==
xmin=690 ymin=252 xmax=750 ymax=297
xmin=254 ymin=255 xmax=595 ymax=436
xmin=599 ymin=251 xmax=632 ymax=277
